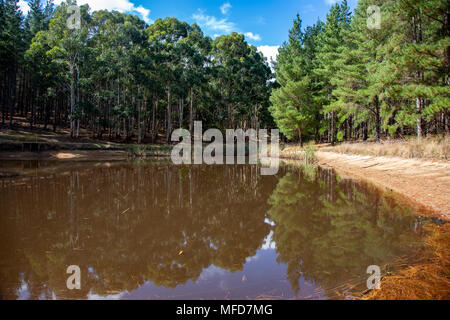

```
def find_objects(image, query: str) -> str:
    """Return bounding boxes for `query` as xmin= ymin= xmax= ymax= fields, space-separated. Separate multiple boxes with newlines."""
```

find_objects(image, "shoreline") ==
xmin=278 ymin=145 xmax=449 ymax=222
xmin=0 ymin=148 xmax=449 ymax=221
xmin=0 ymin=150 xmax=130 ymax=161
xmin=315 ymin=151 xmax=450 ymax=222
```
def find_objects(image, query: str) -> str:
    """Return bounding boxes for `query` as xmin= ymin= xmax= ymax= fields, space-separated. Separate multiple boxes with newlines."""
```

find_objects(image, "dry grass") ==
xmin=279 ymin=145 xmax=319 ymax=165
xmin=321 ymin=135 xmax=450 ymax=161
xmin=360 ymin=224 xmax=450 ymax=300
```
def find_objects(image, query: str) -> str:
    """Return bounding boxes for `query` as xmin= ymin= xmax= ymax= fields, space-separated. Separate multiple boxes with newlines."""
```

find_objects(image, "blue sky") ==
xmin=19 ymin=0 xmax=359 ymax=60
xmin=137 ymin=0 xmax=358 ymax=46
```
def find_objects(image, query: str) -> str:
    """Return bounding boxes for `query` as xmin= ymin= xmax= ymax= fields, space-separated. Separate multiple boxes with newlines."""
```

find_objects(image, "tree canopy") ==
xmin=271 ymin=0 xmax=449 ymax=145
xmin=0 ymin=0 xmax=273 ymax=141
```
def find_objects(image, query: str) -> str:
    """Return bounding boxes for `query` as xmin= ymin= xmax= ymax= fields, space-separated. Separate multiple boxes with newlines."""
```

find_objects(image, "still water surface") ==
xmin=0 ymin=160 xmax=432 ymax=300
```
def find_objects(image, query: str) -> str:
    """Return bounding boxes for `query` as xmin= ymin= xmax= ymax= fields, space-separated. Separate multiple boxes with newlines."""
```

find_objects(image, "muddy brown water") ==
xmin=0 ymin=160 xmax=435 ymax=300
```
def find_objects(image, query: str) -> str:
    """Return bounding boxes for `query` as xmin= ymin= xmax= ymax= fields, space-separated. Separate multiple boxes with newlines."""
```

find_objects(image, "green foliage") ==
xmin=272 ymin=0 xmax=449 ymax=144
xmin=1 ymin=0 xmax=273 ymax=139
xmin=269 ymin=15 xmax=320 ymax=146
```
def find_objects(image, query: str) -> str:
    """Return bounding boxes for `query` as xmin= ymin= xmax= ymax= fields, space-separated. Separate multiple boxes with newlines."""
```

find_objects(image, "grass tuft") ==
xmin=280 ymin=144 xmax=319 ymax=165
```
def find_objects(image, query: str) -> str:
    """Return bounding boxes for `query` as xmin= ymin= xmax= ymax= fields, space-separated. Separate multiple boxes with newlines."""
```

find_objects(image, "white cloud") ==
xmin=135 ymin=5 xmax=151 ymax=23
xmin=220 ymin=2 xmax=232 ymax=15
xmin=257 ymin=45 xmax=279 ymax=62
xmin=193 ymin=10 xmax=261 ymax=42
xmin=258 ymin=45 xmax=279 ymax=72
xmin=192 ymin=11 xmax=235 ymax=33
xmin=244 ymin=32 xmax=261 ymax=41
xmin=18 ymin=0 xmax=30 ymax=14
xmin=52 ymin=0 xmax=152 ymax=23
xmin=325 ymin=0 xmax=339 ymax=5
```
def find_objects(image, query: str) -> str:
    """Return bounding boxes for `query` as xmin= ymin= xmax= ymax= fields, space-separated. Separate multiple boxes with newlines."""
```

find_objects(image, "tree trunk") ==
xmin=152 ymin=99 xmax=157 ymax=143
xmin=9 ymin=68 xmax=17 ymax=129
xmin=416 ymin=97 xmax=423 ymax=140
xmin=413 ymin=13 xmax=424 ymax=141
xmin=189 ymin=87 xmax=194 ymax=135
xmin=363 ymin=122 xmax=368 ymax=141
xmin=374 ymin=96 xmax=381 ymax=141
xmin=53 ymin=97 xmax=57 ymax=133
xmin=30 ymin=88 xmax=36 ymax=131
xmin=179 ymin=98 xmax=184 ymax=128
xmin=298 ymin=127 xmax=303 ymax=147
xmin=138 ymin=97 xmax=142 ymax=144
xmin=166 ymin=86 xmax=172 ymax=143
xmin=70 ymin=63 xmax=75 ymax=138
xmin=331 ymin=111 xmax=337 ymax=145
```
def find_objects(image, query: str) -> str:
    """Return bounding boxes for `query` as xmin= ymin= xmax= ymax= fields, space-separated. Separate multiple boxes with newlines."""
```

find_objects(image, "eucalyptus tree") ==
xmin=243 ymin=45 xmax=272 ymax=131
xmin=3 ymin=1 xmax=273 ymax=141
xmin=212 ymin=33 xmax=251 ymax=129
xmin=180 ymin=23 xmax=211 ymax=134
xmin=147 ymin=18 xmax=191 ymax=142
xmin=89 ymin=10 xmax=129 ymax=138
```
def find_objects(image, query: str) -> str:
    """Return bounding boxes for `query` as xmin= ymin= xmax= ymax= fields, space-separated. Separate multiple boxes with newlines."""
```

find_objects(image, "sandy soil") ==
xmin=316 ymin=151 xmax=450 ymax=221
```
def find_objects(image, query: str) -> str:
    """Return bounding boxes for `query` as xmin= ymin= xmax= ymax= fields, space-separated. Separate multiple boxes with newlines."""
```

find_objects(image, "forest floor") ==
xmin=0 ymin=128 xmax=172 ymax=160
xmin=281 ymin=142 xmax=450 ymax=221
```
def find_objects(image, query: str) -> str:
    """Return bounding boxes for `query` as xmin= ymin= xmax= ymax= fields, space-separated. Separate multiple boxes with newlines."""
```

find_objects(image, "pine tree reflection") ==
xmin=268 ymin=167 xmax=427 ymax=297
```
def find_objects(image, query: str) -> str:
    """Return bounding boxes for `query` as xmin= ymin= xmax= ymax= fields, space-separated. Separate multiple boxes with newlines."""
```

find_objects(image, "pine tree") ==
xmin=390 ymin=0 xmax=450 ymax=138
xmin=0 ymin=0 xmax=24 ymax=128
xmin=270 ymin=14 xmax=316 ymax=146
xmin=314 ymin=0 xmax=351 ymax=144
xmin=330 ymin=0 xmax=398 ymax=141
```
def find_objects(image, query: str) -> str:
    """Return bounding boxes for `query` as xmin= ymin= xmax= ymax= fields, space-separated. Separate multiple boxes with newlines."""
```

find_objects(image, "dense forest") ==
xmin=0 ymin=0 xmax=449 ymax=145
xmin=271 ymin=0 xmax=449 ymax=145
xmin=0 ymin=0 xmax=273 ymax=142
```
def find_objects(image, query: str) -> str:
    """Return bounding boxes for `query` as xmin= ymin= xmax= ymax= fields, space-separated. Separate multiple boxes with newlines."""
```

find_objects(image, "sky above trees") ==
xmin=17 ymin=0 xmax=359 ymax=60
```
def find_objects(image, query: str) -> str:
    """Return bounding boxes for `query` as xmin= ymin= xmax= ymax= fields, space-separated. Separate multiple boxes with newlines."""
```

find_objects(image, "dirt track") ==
xmin=316 ymin=151 xmax=450 ymax=221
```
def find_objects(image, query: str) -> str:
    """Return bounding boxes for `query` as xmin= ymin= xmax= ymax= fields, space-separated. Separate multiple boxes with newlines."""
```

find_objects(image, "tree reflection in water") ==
xmin=268 ymin=166 xmax=428 ymax=297
xmin=0 ymin=161 xmax=428 ymax=299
